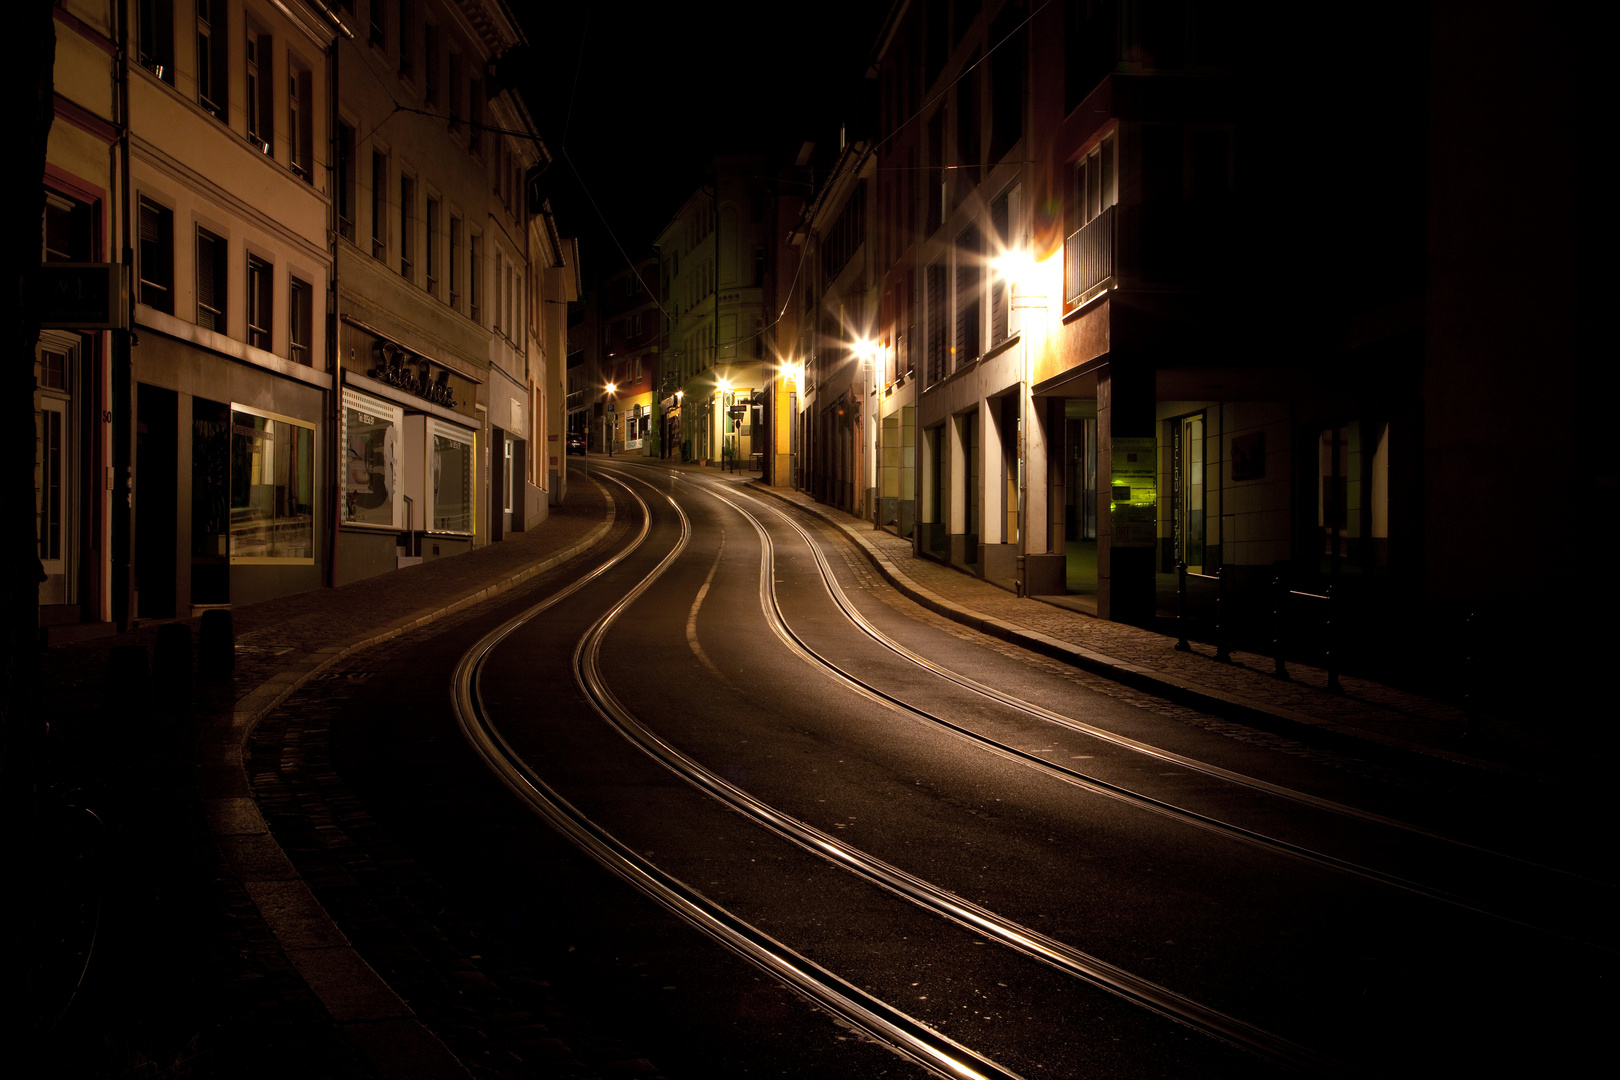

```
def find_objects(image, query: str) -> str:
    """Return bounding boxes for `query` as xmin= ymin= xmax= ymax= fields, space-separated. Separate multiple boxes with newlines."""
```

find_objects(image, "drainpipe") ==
xmin=112 ymin=0 xmax=133 ymax=630
xmin=321 ymin=9 xmax=353 ymax=586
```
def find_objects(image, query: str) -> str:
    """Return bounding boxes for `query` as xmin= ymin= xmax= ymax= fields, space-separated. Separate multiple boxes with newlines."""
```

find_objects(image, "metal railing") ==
xmin=1064 ymin=204 xmax=1116 ymax=306
xmin=1176 ymin=563 xmax=1341 ymax=692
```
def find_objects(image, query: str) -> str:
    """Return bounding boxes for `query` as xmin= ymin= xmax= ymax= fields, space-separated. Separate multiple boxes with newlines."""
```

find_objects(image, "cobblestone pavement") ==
xmin=27 ymin=457 xmax=1575 ymax=1078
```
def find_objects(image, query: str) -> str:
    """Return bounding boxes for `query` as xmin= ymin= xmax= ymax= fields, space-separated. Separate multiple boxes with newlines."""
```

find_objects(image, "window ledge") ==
xmin=135 ymin=304 xmax=331 ymax=389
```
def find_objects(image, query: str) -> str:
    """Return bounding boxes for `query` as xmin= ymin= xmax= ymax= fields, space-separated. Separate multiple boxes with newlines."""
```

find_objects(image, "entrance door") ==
xmin=35 ymin=336 xmax=76 ymax=606
xmin=1172 ymin=413 xmax=1205 ymax=572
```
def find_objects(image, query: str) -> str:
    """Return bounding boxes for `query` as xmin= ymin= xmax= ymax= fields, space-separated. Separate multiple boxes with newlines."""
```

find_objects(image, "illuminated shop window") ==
xmin=431 ymin=419 xmax=473 ymax=533
xmin=342 ymin=389 xmax=401 ymax=528
xmin=229 ymin=406 xmax=315 ymax=562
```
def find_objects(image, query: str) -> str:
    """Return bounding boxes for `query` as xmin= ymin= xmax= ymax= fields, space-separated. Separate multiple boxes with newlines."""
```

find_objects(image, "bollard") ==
xmin=1214 ymin=566 xmax=1232 ymax=663
xmin=1324 ymin=586 xmax=1342 ymax=693
xmin=104 ymin=642 xmax=152 ymax=729
xmin=198 ymin=608 xmax=235 ymax=680
xmin=1174 ymin=562 xmax=1191 ymax=651
xmin=153 ymin=623 xmax=193 ymax=709
xmin=1272 ymin=576 xmax=1290 ymax=680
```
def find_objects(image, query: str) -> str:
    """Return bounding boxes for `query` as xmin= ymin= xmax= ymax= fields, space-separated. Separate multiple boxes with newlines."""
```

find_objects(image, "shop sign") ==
xmin=369 ymin=339 xmax=457 ymax=409
xmin=39 ymin=263 xmax=128 ymax=329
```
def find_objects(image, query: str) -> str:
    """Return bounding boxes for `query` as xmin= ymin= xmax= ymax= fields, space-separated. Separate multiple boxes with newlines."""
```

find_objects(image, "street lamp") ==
xmin=605 ymin=382 xmax=617 ymax=456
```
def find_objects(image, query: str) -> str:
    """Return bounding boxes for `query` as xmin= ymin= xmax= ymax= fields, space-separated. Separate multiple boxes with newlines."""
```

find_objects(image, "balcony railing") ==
xmin=1065 ymin=204 xmax=1116 ymax=307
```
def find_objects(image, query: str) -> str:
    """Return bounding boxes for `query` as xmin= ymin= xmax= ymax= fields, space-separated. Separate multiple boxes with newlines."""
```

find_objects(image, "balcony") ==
xmin=1065 ymin=204 xmax=1116 ymax=308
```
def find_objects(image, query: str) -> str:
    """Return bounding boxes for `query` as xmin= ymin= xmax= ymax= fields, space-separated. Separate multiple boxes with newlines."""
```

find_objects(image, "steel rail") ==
xmin=694 ymin=478 xmax=1613 ymax=951
xmin=454 ymin=470 xmax=1027 ymax=1080
xmin=590 ymin=465 xmax=1348 ymax=1076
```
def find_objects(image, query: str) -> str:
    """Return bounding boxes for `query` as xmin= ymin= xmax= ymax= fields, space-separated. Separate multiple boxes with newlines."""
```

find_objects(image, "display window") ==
xmin=430 ymin=418 xmax=474 ymax=533
xmin=342 ymin=388 xmax=402 ymax=528
xmin=229 ymin=405 xmax=316 ymax=563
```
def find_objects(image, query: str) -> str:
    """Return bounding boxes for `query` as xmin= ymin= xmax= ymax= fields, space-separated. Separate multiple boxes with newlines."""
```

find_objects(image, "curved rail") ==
xmin=685 ymin=476 xmax=1611 ymax=952
xmin=586 ymin=465 xmax=1347 ymax=1075
xmin=453 ymin=470 xmax=1028 ymax=1080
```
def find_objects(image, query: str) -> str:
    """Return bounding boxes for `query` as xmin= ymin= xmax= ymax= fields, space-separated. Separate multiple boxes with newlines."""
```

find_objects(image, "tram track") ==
xmin=654 ymin=467 xmax=1613 ymax=956
xmin=454 ymin=461 xmax=1604 ymax=1078
xmin=453 ymin=470 xmax=1032 ymax=1080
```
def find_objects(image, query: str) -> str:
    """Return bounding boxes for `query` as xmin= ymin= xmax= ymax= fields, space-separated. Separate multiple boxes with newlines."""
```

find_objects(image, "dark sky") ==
xmin=508 ymin=1 xmax=889 ymax=286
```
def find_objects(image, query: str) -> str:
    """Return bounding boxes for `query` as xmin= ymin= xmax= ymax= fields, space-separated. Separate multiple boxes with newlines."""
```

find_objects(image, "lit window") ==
xmin=342 ymin=389 xmax=401 ymax=528
xmin=229 ymin=407 xmax=315 ymax=562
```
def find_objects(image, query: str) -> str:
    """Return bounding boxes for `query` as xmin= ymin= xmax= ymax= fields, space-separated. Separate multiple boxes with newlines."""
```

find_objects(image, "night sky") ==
xmin=509 ymin=1 xmax=889 ymax=285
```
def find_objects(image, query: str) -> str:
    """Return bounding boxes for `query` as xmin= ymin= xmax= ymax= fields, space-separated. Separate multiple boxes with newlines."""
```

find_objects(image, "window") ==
xmin=989 ymin=5 xmax=1026 ymax=163
xmin=431 ymin=421 xmax=475 ymax=533
xmin=423 ymin=22 xmax=439 ymax=104
xmin=246 ymin=254 xmax=272 ymax=349
xmin=196 ymin=227 xmax=227 ymax=332
xmin=426 ymin=195 xmax=440 ymax=295
xmin=230 ymin=406 xmax=315 ymax=562
xmin=990 ymin=184 xmax=1023 ymax=346
xmin=492 ymin=250 xmax=504 ymax=332
xmin=449 ymin=214 xmax=463 ymax=308
xmin=956 ymin=54 xmax=982 ymax=193
xmin=368 ymin=0 xmax=385 ymax=48
xmin=337 ymin=122 xmax=356 ymax=239
xmin=289 ymin=60 xmax=313 ymax=181
xmin=35 ymin=333 xmax=78 ymax=591
xmin=1075 ymin=133 xmax=1117 ymax=226
xmin=469 ymin=78 xmax=483 ymax=153
xmin=448 ymin=50 xmax=463 ymax=130
xmin=371 ymin=149 xmax=387 ymax=260
xmin=289 ymin=276 xmax=312 ymax=365
xmin=469 ymin=230 xmax=482 ymax=324
xmin=400 ymin=172 xmax=416 ymax=280
xmin=398 ymin=0 xmax=415 ymax=78
xmin=925 ymin=259 xmax=946 ymax=385
xmin=342 ymin=389 xmax=401 ymax=527
xmin=137 ymin=197 xmax=173 ymax=313
xmin=955 ymin=223 xmax=982 ymax=368
xmin=196 ymin=0 xmax=228 ymax=122
xmin=247 ymin=26 xmax=273 ymax=154
xmin=503 ymin=437 xmax=514 ymax=514
xmin=44 ymin=193 xmax=94 ymax=263
xmin=138 ymin=0 xmax=175 ymax=83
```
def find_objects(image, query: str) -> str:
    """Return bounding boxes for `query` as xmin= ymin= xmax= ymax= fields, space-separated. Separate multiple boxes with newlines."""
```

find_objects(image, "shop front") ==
xmin=336 ymin=329 xmax=481 ymax=584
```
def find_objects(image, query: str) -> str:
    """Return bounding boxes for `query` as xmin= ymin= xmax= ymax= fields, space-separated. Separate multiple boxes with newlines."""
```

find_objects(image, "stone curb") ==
xmin=196 ymin=479 xmax=617 ymax=1080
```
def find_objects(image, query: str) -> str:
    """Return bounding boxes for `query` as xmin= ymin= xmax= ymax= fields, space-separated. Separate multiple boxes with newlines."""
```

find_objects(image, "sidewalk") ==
xmin=30 ymin=456 xmax=1562 ymax=1077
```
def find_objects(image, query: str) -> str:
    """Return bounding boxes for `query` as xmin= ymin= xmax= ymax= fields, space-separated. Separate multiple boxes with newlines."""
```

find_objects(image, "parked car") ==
xmin=566 ymin=431 xmax=586 ymax=456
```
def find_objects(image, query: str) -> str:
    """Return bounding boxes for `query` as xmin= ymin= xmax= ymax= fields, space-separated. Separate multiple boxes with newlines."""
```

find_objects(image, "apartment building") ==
xmin=37 ymin=1 xmax=125 ymax=641
xmin=331 ymin=0 xmax=552 ymax=582
xmin=124 ymin=0 xmax=340 ymax=618
xmin=656 ymin=157 xmax=771 ymax=468
xmin=591 ymin=255 xmax=660 ymax=456
xmin=858 ymin=0 xmax=1594 ymax=676
xmin=786 ymin=139 xmax=878 ymax=518
xmin=34 ymin=0 xmax=571 ymax=635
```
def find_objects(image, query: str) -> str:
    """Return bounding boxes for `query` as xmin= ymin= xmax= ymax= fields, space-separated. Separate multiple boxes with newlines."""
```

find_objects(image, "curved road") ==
xmin=253 ymin=462 xmax=1612 ymax=1079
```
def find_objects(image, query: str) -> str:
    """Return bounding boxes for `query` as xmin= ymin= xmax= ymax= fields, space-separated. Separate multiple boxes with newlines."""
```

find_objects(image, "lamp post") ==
xmin=605 ymin=382 xmax=617 ymax=456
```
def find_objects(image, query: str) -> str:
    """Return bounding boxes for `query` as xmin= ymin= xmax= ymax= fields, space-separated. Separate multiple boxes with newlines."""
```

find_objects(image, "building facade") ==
xmin=591 ymin=255 xmax=660 ymax=456
xmin=332 ymin=0 xmax=547 ymax=582
xmin=125 ymin=0 xmax=339 ymax=618
xmin=656 ymin=157 xmax=772 ymax=469
xmin=35 ymin=0 xmax=571 ymax=638
xmin=850 ymin=0 xmax=1595 ymax=675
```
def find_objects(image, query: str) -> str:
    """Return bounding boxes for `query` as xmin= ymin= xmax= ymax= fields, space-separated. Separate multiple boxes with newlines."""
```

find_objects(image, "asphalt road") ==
xmin=250 ymin=462 xmax=1612 ymax=1079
